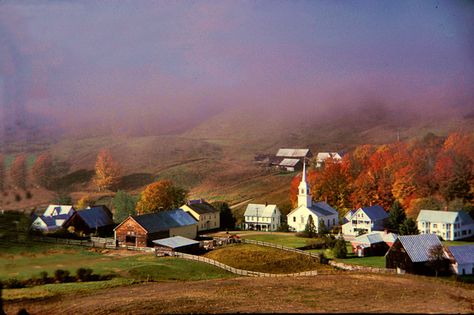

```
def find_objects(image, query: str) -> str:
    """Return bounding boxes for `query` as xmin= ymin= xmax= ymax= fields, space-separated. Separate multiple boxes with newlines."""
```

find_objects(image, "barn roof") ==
xmin=292 ymin=201 xmax=338 ymax=217
xmin=152 ymin=236 xmax=199 ymax=249
xmin=184 ymin=200 xmax=219 ymax=214
xmin=354 ymin=231 xmax=398 ymax=245
xmin=397 ymin=234 xmax=444 ymax=263
xmin=276 ymin=148 xmax=311 ymax=158
xmin=279 ymin=158 xmax=300 ymax=167
xmin=417 ymin=210 xmax=474 ymax=224
xmin=76 ymin=206 xmax=114 ymax=229
xmin=448 ymin=245 xmax=474 ymax=265
xmin=131 ymin=209 xmax=197 ymax=233
xmin=244 ymin=204 xmax=279 ymax=218
xmin=43 ymin=205 xmax=75 ymax=217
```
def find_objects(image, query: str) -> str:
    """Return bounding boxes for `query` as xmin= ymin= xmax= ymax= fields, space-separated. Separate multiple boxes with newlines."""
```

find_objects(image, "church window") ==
xmin=293 ymin=217 xmax=296 ymax=222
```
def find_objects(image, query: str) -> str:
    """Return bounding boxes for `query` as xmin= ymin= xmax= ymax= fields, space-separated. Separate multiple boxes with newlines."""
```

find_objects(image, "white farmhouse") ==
xmin=287 ymin=163 xmax=338 ymax=232
xmin=31 ymin=205 xmax=76 ymax=232
xmin=447 ymin=245 xmax=474 ymax=275
xmin=417 ymin=210 xmax=474 ymax=241
xmin=244 ymin=204 xmax=281 ymax=231
xmin=342 ymin=205 xmax=388 ymax=237
xmin=315 ymin=152 xmax=342 ymax=168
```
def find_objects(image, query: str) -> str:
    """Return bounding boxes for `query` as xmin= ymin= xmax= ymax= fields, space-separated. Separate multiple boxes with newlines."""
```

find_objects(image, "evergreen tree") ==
xmin=333 ymin=237 xmax=348 ymax=258
xmin=113 ymin=190 xmax=138 ymax=222
xmin=386 ymin=201 xmax=406 ymax=233
xmin=212 ymin=201 xmax=236 ymax=230
xmin=399 ymin=218 xmax=419 ymax=235
xmin=304 ymin=215 xmax=316 ymax=238
xmin=317 ymin=219 xmax=329 ymax=237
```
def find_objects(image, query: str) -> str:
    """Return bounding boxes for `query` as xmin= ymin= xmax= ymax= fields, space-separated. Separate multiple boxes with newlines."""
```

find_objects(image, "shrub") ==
xmin=3 ymin=278 xmax=25 ymax=289
xmin=332 ymin=238 xmax=348 ymax=259
xmin=54 ymin=269 xmax=70 ymax=283
xmin=76 ymin=268 xmax=93 ymax=282
xmin=319 ymin=252 xmax=329 ymax=264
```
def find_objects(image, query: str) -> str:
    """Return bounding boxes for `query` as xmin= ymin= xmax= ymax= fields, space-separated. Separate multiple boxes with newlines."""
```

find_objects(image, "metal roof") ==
xmin=276 ymin=148 xmax=311 ymax=158
xmin=292 ymin=202 xmax=338 ymax=218
xmin=417 ymin=210 xmax=474 ymax=225
xmin=279 ymin=158 xmax=301 ymax=167
xmin=448 ymin=245 xmax=474 ymax=265
xmin=244 ymin=204 xmax=279 ymax=217
xmin=316 ymin=152 xmax=342 ymax=161
xmin=354 ymin=231 xmax=398 ymax=245
xmin=397 ymin=234 xmax=444 ymax=263
xmin=43 ymin=205 xmax=75 ymax=217
xmin=131 ymin=209 xmax=197 ymax=233
xmin=76 ymin=206 xmax=114 ymax=229
xmin=152 ymin=236 xmax=199 ymax=248
xmin=183 ymin=201 xmax=219 ymax=214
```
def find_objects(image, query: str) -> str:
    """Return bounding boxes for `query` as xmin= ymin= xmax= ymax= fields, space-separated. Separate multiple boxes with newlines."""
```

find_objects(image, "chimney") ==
xmin=265 ymin=201 xmax=268 ymax=207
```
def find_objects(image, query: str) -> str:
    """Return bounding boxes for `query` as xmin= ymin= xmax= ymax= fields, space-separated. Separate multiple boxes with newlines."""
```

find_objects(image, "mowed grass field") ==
xmin=203 ymin=244 xmax=334 ymax=273
xmin=238 ymin=232 xmax=309 ymax=248
xmin=0 ymin=241 xmax=234 ymax=301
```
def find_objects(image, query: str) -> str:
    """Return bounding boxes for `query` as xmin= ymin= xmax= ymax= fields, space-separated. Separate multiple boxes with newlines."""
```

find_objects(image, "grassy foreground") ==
xmin=1 ymin=241 xmax=234 ymax=301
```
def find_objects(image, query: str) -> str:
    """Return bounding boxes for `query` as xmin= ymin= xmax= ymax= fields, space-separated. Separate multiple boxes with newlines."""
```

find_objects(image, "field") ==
xmin=5 ymin=273 xmax=474 ymax=314
xmin=203 ymin=244 xmax=333 ymax=273
xmin=237 ymin=232 xmax=309 ymax=248
xmin=0 ymin=241 xmax=234 ymax=301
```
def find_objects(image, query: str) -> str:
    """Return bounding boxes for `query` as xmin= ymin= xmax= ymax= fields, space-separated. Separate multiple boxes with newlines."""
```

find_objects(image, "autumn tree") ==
xmin=112 ymin=190 xmax=138 ymax=222
xmin=10 ymin=154 xmax=27 ymax=190
xmin=31 ymin=153 xmax=54 ymax=189
xmin=93 ymin=149 xmax=121 ymax=192
xmin=76 ymin=195 xmax=95 ymax=209
xmin=428 ymin=244 xmax=446 ymax=277
xmin=135 ymin=180 xmax=187 ymax=214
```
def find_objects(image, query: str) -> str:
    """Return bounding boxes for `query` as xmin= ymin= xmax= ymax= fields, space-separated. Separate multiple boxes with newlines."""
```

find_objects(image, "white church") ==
xmin=287 ymin=163 xmax=339 ymax=232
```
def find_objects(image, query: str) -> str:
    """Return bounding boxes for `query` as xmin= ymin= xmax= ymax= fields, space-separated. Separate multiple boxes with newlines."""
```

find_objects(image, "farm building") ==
xmin=446 ymin=245 xmax=474 ymax=275
xmin=63 ymin=206 xmax=115 ymax=236
xmin=30 ymin=205 xmax=76 ymax=232
xmin=287 ymin=163 xmax=338 ymax=232
xmin=351 ymin=231 xmax=397 ymax=257
xmin=244 ymin=203 xmax=281 ymax=231
xmin=314 ymin=152 xmax=342 ymax=168
xmin=342 ymin=205 xmax=388 ymax=237
xmin=114 ymin=209 xmax=198 ymax=247
xmin=278 ymin=158 xmax=302 ymax=172
xmin=153 ymin=236 xmax=200 ymax=255
xmin=385 ymin=234 xmax=450 ymax=275
xmin=180 ymin=199 xmax=220 ymax=232
xmin=417 ymin=209 xmax=474 ymax=241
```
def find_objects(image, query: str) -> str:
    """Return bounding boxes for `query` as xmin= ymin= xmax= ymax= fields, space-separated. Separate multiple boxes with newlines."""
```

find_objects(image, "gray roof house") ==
xmin=31 ymin=205 xmax=76 ymax=232
xmin=417 ymin=210 xmax=474 ymax=241
xmin=447 ymin=245 xmax=474 ymax=275
xmin=385 ymin=234 xmax=450 ymax=275
xmin=342 ymin=205 xmax=389 ymax=237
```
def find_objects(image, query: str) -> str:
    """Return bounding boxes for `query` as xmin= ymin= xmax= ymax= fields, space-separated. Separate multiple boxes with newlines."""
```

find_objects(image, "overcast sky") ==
xmin=1 ymin=0 xmax=473 ymax=135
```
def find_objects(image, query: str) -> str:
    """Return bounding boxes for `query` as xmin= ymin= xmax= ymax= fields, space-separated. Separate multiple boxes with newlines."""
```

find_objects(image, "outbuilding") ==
xmin=447 ymin=245 xmax=474 ymax=275
xmin=153 ymin=236 xmax=200 ymax=256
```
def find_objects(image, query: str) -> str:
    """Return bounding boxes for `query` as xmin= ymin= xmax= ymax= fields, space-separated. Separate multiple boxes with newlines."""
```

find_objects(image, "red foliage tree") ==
xmin=10 ymin=154 xmax=27 ymax=190
xmin=31 ymin=153 xmax=54 ymax=189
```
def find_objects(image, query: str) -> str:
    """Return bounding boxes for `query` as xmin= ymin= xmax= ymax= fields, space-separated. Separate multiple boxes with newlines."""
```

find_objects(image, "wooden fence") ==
xmin=173 ymin=252 xmax=319 ymax=277
xmin=240 ymin=238 xmax=321 ymax=259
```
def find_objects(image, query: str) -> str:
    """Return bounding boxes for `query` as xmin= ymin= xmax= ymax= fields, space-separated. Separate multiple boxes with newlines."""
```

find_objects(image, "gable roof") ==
xmin=354 ymin=231 xmax=398 ymax=245
xmin=75 ymin=206 xmax=114 ymax=229
xmin=130 ymin=209 xmax=197 ymax=234
xmin=397 ymin=234 xmax=444 ymax=263
xmin=43 ymin=205 xmax=75 ymax=217
xmin=448 ymin=245 xmax=474 ymax=265
xmin=356 ymin=205 xmax=388 ymax=221
xmin=279 ymin=158 xmax=301 ymax=167
xmin=244 ymin=204 xmax=279 ymax=217
xmin=289 ymin=201 xmax=338 ymax=218
xmin=316 ymin=152 xmax=342 ymax=161
xmin=276 ymin=148 xmax=311 ymax=158
xmin=183 ymin=201 xmax=219 ymax=214
xmin=417 ymin=210 xmax=474 ymax=225
xmin=152 ymin=236 xmax=199 ymax=249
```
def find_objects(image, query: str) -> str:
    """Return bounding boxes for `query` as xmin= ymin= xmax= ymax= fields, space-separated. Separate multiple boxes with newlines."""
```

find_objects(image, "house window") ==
xmin=333 ymin=218 xmax=335 ymax=225
xmin=293 ymin=217 xmax=296 ymax=222
xmin=301 ymin=216 xmax=304 ymax=224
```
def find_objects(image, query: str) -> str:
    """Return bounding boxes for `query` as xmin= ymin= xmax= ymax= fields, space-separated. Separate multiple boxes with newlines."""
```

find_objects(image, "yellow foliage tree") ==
xmin=135 ymin=180 xmax=187 ymax=214
xmin=93 ymin=149 xmax=121 ymax=192
xmin=76 ymin=195 xmax=95 ymax=209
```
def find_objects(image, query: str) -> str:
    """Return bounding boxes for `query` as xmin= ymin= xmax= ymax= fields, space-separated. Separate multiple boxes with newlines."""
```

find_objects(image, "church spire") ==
xmin=297 ymin=158 xmax=312 ymax=208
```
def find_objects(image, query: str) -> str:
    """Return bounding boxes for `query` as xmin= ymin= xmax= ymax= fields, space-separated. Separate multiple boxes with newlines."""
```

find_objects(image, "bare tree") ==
xmin=428 ymin=244 xmax=446 ymax=277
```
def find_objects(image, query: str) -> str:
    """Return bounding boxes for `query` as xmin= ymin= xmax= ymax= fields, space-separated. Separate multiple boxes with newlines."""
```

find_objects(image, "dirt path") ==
xmin=5 ymin=274 xmax=474 ymax=314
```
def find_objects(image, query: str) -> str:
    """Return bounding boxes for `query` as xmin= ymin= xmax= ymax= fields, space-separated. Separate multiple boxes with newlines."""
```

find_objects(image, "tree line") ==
xmin=291 ymin=132 xmax=474 ymax=218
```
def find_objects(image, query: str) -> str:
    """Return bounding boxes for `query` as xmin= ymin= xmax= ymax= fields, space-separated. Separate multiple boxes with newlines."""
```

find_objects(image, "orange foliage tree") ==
xmin=135 ymin=180 xmax=187 ymax=214
xmin=31 ymin=153 xmax=54 ymax=189
xmin=10 ymin=154 xmax=27 ymax=190
xmin=93 ymin=149 xmax=121 ymax=191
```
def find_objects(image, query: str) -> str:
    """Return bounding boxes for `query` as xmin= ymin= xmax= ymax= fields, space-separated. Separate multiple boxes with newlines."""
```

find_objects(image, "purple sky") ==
xmin=0 ymin=0 xmax=473 ymax=136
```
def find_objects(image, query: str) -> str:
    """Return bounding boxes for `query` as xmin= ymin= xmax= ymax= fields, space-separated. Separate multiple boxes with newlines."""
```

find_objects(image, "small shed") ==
xmin=447 ymin=245 xmax=474 ymax=275
xmin=153 ymin=236 xmax=200 ymax=256
xmin=278 ymin=158 xmax=302 ymax=172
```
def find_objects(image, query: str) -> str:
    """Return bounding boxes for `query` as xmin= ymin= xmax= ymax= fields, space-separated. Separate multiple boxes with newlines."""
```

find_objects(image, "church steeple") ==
xmin=297 ymin=160 xmax=312 ymax=208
